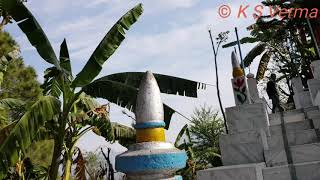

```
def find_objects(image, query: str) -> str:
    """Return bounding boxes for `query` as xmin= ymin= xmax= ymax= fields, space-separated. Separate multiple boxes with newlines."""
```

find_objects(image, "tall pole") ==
xmin=235 ymin=27 xmax=246 ymax=75
xmin=307 ymin=19 xmax=320 ymax=59
xmin=208 ymin=29 xmax=228 ymax=134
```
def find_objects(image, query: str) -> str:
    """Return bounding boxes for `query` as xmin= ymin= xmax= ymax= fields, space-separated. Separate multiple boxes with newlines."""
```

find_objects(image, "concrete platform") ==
xmin=220 ymin=130 xmax=267 ymax=166
xmin=225 ymin=103 xmax=269 ymax=134
xmin=197 ymin=163 xmax=265 ymax=180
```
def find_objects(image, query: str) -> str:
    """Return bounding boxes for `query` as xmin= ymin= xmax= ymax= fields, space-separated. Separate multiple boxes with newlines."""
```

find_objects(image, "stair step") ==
xmin=269 ymin=120 xmax=312 ymax=134
xmin=263 ymin=160 xmax=320 ymax=180
xmin=197 ymin=163 xmax=265 ymax=180
xmin=267 ymin=129 xmax=318 ymax=149
xmin=265 ymin=143 xmax=320 ymax=166
xmin=269 ymin=112 xmax=305 ymax=126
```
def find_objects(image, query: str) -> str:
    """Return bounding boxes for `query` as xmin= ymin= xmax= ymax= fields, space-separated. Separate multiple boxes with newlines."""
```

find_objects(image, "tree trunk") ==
xmin=63 ymin=149 xmax=74 ymax=180
xmin=49 ymin=138 xmax=63 ymax=180
xmin=49 ymin=117 xmax=67 ymax=180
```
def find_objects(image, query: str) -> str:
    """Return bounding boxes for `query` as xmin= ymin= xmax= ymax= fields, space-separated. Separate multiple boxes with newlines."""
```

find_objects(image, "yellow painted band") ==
xmin=233 ymin=67 xmax=244 ymax=78
xmin=136 ymin=128 xmax=166 ymax=142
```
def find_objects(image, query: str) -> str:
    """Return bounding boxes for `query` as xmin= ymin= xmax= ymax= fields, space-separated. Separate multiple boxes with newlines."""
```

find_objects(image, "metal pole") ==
xmin=235 ymin=27 xmax=246 ymax=75
xmin=307 ymin=19 xmax=320 ymax=59
xmin=208 ymin=29 xmax=228 ymax=134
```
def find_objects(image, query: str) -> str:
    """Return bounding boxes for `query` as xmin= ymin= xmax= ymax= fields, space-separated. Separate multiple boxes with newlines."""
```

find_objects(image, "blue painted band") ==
xmin=134 ymin=121 xmax=166 ymax=129
xmin=173 ymin=175 xmax=183 ymax=180
xmin=115 ymin=151 xmax=187 ymax=173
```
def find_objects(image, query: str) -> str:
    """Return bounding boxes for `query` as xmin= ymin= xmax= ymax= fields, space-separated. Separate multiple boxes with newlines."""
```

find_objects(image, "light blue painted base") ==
xmin=173 ymin=175 xmax=183 ymax=180
xmin=116 ymin=151 xmax=187 ymax=173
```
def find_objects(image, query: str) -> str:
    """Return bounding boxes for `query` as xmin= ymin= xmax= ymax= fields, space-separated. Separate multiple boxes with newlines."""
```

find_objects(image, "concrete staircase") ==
xmin=198 ymin=106 xmax=320 ymax=180
xmin=262 ymin=107 xmax=320 ymax=179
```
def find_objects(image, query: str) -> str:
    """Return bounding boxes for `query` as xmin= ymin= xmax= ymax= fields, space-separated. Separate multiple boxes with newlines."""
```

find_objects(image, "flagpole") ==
xmin=235 ymin=27 xmax=246 ymax=75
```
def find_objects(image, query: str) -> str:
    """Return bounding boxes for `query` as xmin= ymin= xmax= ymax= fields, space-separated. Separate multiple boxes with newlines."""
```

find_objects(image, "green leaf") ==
xmin=75 ymin=93 xmax=99 ymax=113
xmin=0 ymin=122 xmax=17 ymax=146
xmin=0 ymin=96 xmax=61 ymax=178
xmin=256 ymin=52 xmax=271 ymax=81
xmin=102 ymin=72 xmax=206 ymax=97
xmin=72 ymin=4 xmax=143 ymax=87
xmin=0 ymin=98 xmax=24 ymax=109
xmin=2 ymin=0 xmax=60 ymax=68
xmin=243 ymin=42 xmax=267 ymax=67
xmin=112 ymin=122 xmax=135 ymax=147
xmin=59 ymin=39 xmax=72 ymax=78
xmin=41 ymin=67 xmax=62 ymax=98
xmin=222 ymin=37 xmax=258 ymax=48
xmin=82 ymin=79 xmax=176 ymax=129
xmin=82 ymin=79 xmax=137 ymax=109
xmin=175 ymin=124 xmax=188 ymax=147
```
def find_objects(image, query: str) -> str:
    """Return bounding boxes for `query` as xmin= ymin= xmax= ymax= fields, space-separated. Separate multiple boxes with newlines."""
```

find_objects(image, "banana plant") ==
xmin=1 ymin=0 xmax=207 ymax=179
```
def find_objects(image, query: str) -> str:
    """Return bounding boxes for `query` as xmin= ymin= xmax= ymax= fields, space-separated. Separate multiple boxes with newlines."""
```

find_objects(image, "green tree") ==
xmin=0 ymin=1 xmax=207 ymax=179
xmin=175 ymin=105 xmax=224 ymax=179
xmin=0 ymin=31 xmax=40 ymax=127
xmin=222 ymin=1 xmax=319 ymax=108
xmin=189 ymin=105 xmax=223 ymax=167
xmin=0 ymin=58 xmax=41 ymax=101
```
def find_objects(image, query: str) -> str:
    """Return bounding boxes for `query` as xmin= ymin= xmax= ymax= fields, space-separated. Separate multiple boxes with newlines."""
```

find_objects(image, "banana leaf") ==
xmin=101 ymin=72 xmax=207 ymax=97
xmin=1 ymin=0 xmax=60 ymax=68
xmin=59 ymin=39 xmax=72 ymax=79
xmin=41 ymin=67 xmax=62 ymax=98
xmin=243 ymin=42 xmax=267 ymax=67
xmin=174 ymin=124 xmax=188 ymax=147
xmin=0 ymin=96 xmax=61 ymax=178
xmin=72 ymin=3 xmax=143 ymax=87
xmin=112 ymin=122 xmax=135 ymax=147
xmin=222 ymin=37 xmax=258 ymax=48
xmin=82 ymin=79 xmax=176 ymax=129
xmin=256 ymin=52 xmax=271 ymax=81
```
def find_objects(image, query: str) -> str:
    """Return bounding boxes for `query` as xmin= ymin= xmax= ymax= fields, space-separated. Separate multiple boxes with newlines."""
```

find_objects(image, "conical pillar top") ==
xmin=135 ymin=71 xmax=164 ymax=125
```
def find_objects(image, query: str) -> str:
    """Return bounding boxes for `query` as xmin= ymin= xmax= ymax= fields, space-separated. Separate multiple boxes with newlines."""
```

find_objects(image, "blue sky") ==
xmin=4 ymin=0 xmax=264 ymax=152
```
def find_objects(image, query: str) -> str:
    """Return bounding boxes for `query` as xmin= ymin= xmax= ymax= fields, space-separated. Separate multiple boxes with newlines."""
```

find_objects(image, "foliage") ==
xmin=0 ymin=96 xmax=61 ymax=178
xmin=0 ymin=31 xmax=41 ymax=128
xmin=0 ymin=1 xmax=207 ymax=179
xmin=71 ymin=4 xmax=144 ymax=87
xmin=25 ymin=140 xmax=54 ymax=167
xmin=0 ymin=58 xmax=42 ymax=101
xmin=222 ymin=0 xmax=318 ymax=108
xmin=175 ymin=105 xmax=224 ymax=179
xmin=189 ymin=105 xmax=223 ymax=166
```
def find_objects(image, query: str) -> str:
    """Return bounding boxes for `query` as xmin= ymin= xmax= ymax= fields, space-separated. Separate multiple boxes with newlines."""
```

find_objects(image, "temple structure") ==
xmin=115 ymin=71 xmax=187 ymax=180
xmin=197 ymin=53 xmax=320 ymax=180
